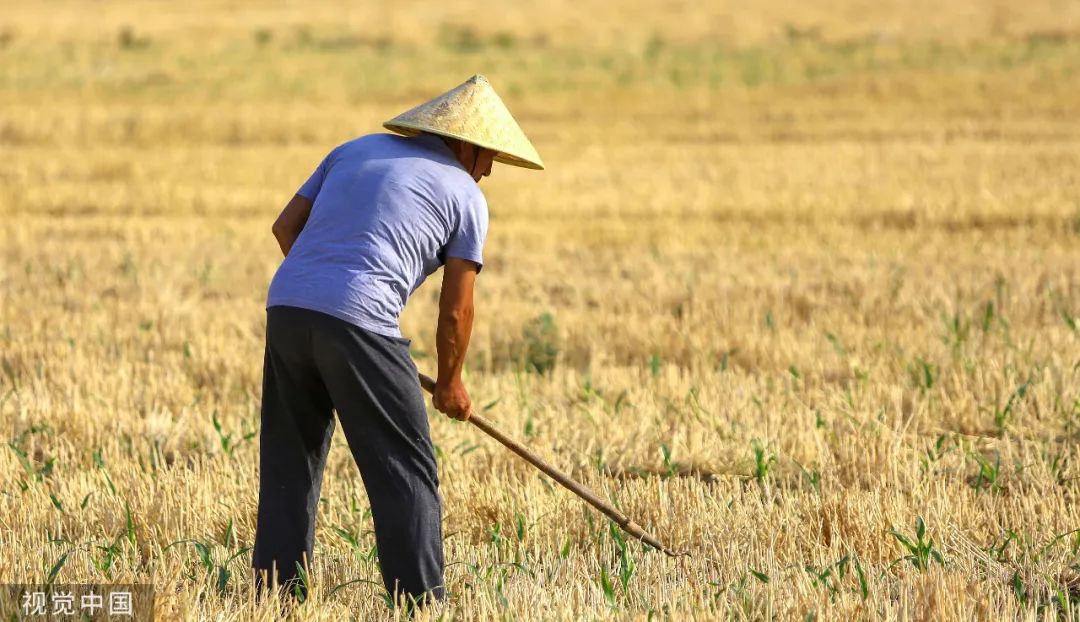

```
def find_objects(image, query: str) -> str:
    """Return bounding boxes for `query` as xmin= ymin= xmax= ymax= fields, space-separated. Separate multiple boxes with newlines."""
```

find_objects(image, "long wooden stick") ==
xmin=417 ymin=372 xmax=688 ymax=557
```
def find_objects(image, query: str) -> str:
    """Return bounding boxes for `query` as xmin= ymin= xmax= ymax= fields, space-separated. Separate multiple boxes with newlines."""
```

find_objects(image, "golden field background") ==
xmin=2 ymin=0 xmax=1080 ymax=619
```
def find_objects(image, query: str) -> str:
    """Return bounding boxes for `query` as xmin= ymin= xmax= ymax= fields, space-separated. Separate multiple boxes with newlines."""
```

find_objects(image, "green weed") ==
xmin=520 ymin=312 xmax=558 ymax=375
xmin=649 ymin=354 xmax=662 ymax=378
xmin=599 ymin=566 xmax=617 ymax=607
xmin=970 ymin=451 xmax=1002 ymax=494
xmin=211 ymin=411 xmax=256 ymax=456
xmin=988 ymin=376 xmax=1033 ymax=433
xmin=45 ymin=550 xmax=69 ymax=585
xmin=793 ymin=459 xmax=821 ymax=493
xmin=660 ymin=443 xmax=681 ymax=477
xmin=609 ymin=521 xmax=635 ymax=595
xmin=165 ymin=518 xmax=251 ymax=596
xmin=889 ymin=516 xmax=944 ymax=572
xmin=942 ymin=310 xmax=971 ymax=348
xmin=909 ymin=357 xmax=935 ymax=392
xmin=751 ymin=439 xmax=776 ymax=482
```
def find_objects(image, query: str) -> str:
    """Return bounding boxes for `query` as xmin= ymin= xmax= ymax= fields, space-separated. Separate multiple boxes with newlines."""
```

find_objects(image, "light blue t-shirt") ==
xmin=266 ymin=132 xmax=488 ymax=338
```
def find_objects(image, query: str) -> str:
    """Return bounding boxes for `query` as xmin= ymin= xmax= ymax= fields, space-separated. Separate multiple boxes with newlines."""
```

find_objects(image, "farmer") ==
xmin=250 ymin=75 xmax=543 ymax=606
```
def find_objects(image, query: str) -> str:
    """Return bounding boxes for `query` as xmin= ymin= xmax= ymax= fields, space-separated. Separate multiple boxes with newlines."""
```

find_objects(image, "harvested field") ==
xmin=2 ymin=0 xmax=1080 ymax=619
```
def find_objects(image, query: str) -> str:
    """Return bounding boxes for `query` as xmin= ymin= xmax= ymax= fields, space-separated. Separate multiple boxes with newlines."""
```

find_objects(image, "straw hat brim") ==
xmin=382 ymin=74 xmax=545 ymax=171
xmin=384 ymin=121 xmax=544 ymax=170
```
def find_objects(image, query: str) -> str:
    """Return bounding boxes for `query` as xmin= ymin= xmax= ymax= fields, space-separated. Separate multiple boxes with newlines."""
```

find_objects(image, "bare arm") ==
xmin=432 ymin=257 xmax=479 ymax=420
xmin=271 ymin=194 xmax=314 ymax=256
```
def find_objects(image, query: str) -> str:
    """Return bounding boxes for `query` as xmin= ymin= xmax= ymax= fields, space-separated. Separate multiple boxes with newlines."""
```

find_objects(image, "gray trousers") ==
xmin=251 ymin=305 xmax=444 ymax=603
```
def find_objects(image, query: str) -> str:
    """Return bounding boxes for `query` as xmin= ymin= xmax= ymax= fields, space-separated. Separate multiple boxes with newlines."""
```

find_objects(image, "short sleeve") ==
xmin=296 ymin=152 xmax=331 ymax=200
xmin=445 ymin=191 xmax=489 ymax=272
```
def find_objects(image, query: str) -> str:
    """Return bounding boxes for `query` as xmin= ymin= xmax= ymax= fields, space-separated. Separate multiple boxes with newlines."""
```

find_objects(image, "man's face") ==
xmin=469 ymin=146 xmax=497 ymax=183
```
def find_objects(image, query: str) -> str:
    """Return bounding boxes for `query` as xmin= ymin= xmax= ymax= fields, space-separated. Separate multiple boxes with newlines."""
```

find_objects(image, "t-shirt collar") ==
xmin=411 ymin=132 xmax=468 ymax=173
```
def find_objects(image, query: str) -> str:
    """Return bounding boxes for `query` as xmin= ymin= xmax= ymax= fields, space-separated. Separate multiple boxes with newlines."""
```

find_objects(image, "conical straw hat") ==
xmin=384 ymin=75 xmax=544 ymax=170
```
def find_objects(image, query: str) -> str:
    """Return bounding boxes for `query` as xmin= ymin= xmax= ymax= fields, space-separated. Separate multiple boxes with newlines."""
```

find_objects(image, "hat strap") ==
xmin=468 ymin=143 xmax=482 ymax=178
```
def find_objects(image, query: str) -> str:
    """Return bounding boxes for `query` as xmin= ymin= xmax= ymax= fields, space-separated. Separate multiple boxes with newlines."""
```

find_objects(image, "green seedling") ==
xmin=8 ymin=439 xmax=54 ymax=488
xmin=942 ymin=310 xmax=970 ymax=348
xmin=979 ymin=301 xmax=995 ymax=332
xmin=599 ymin=566 xmax=616 ymax=607
xmin=331 ymin=524 xmax=361 ymax=552
xmin=660 ymin=443 xmax=680 ymax=477
xmin=1059 ymin=303 xmax=1078 ymax=335
xmin=751 ymin=439 xmax=776 ymax=482
xmin=1011 ymin=571 xmax=1027 ymax=608
xmin=889 ymin=516 xmax=944 ymax=572
xmin=95 ymin=537 xmax=123 ymax=579
xmin=488 ymin=522 xmax=503 ymax=548
xmin=825 ymin=331 xmax=846 ymax=356
xmin=910 ymin=358 xmax=935 ymax=392
xmin=609 ymin=521 xmax=635 ymax=594
xmin=165 ymin=520 xmax=251 ymax=596
xmin=986 ymin=530 xmax=1018 ymax=563
xmin=922 ymin=434 xmax=953 ymax=469
xmin=560 ymin=535 xmax=572 ymax=560
xmin=93 ymin=448 xmax=117 ymax=495
xmin=804 ymin=555 xmax=851 ymax=601
xmin=989 ymin=376 xmax=1032 ymax=432
xmin=292 ymin=562 xmax=310 ymax=603
xmin=521 ymin=312 xmax=558 ymax=375
xmin=515 ymin=512 xmax=527 ymax=542
xmin=793 ymin=459 xmax=820 ymax=493
xmin=854 ymin=556 xmax=869 ymax=600
xmin=211 ymin=411 xmax=256 ymax=456
xmin=45 ymin=550 xmax=70 ymax=586
xmin=971 ymin=451 xmax=1002 ymax=494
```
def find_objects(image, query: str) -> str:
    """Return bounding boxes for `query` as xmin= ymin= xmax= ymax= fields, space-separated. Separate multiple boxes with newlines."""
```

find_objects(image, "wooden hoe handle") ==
xmin=417 ymin=372 xmax=688 ymax=558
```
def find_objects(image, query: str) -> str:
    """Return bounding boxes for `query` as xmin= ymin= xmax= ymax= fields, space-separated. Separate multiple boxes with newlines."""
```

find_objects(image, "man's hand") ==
xmin=432 ymin=377 xmax=471 ymax=421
